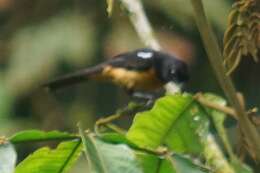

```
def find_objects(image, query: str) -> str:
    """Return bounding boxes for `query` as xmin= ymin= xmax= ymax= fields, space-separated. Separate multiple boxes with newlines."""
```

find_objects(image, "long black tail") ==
xmin=43 ymin=65 xmax=103 ymax=90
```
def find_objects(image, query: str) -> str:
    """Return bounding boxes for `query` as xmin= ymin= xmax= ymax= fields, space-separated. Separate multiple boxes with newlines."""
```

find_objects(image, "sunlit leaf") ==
xmin=10 ymin=130 xmax=78 ymax=144
xmin=127 ymin=94 xmax=209 ymax=154
xmin=15 ymin=140 xmax=82 ymax=173
xmin=0 ymin=143 xmax=17 ymax=173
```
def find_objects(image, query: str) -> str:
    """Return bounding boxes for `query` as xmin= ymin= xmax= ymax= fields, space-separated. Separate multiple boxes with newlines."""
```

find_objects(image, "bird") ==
xmin=43 ymin=48 xmax=189 ymax=100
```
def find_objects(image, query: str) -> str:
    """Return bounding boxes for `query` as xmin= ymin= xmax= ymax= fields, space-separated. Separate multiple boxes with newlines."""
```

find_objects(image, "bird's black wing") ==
xmin=107 ymin=48 xmax=156 ymax=71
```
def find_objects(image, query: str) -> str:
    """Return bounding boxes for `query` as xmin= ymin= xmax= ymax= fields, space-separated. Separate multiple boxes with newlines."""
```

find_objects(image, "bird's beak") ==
xmin=164 ymin=82 xmax=183 ymax=94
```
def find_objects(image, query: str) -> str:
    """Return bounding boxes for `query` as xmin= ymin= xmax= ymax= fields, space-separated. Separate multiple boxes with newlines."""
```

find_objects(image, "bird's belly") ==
xmin=102 ymin=66 xmax=164 ymax=90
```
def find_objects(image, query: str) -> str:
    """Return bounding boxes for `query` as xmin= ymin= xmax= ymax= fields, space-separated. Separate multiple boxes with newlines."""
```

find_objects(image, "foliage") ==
xmin=127 ymin=94 xmax=209 ymax=154
xmin=224 ymin=0 xmax=260 ymax=74
xmin=0 ymin=93 xmax=255 ymax=173
xmin=0 ymin=0 xmax=259 ymax=172
xmin=15 ymin=140 xmax=82 ymax=173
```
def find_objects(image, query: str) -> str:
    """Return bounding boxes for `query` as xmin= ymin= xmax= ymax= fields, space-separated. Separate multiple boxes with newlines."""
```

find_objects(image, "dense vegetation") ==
xmin=0 ymin=0 xmax=259 ymax=173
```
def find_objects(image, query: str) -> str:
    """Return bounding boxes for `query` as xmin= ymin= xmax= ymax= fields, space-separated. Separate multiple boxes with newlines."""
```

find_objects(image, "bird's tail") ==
xmin=43 ymin=65 xmax=103 ymax=90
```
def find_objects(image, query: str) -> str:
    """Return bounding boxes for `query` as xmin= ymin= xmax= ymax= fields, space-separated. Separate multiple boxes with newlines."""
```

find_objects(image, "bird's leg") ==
xmin=131 ymin=92 xmax=156 ymax=107
xmin=125 ymin=89 xmax=157 ymax=107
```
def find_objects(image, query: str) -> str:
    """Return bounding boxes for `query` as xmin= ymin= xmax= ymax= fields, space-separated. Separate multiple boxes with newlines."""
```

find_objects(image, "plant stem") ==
xmin=195 ymin=93 xmax=237 ymax=119
xmin=190 ymin=0 xmax=260 ymax=161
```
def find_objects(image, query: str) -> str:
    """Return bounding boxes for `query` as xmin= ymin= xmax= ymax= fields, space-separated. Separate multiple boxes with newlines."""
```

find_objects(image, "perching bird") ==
xmin=43 ymin=48 xmax=189 ymax=99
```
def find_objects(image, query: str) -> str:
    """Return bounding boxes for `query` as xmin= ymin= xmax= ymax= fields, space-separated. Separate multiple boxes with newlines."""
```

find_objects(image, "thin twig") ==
xmin=194 ymin=93 xmax=237 ymax=119
xmin=95 ymin=102 xmax=148 ymax=133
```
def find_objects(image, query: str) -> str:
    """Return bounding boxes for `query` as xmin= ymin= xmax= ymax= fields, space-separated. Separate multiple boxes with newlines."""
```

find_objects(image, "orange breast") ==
xmin=99 ymin=66 xmax=164 ymax=91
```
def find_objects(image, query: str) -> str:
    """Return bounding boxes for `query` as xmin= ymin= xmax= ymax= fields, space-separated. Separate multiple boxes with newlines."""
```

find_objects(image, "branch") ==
xmin=195 ymin=93 xmax=237 ymax=119
xmin=119 ymin=0 xmax=161 ymax=50
xmin=190 ymin=0 xmax=260 ymax=161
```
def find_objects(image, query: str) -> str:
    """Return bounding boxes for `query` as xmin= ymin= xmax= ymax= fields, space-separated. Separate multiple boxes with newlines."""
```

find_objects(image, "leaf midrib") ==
xmin=58 ymin=140 xmax=82 ymax=173
xmin=158 ymin=98 xmax=195 ymax=147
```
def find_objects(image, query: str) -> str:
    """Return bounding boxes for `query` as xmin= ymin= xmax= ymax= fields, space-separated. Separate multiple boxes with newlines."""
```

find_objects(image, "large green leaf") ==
xmin=10 ymin=130 xmax=78 ymax=144
xmin=82 ymin=131 xmax=210 ymax=173
xmin=127 ymin=94 xmax=209 ymax=154
xmin=15 ymin=140 xmax=82 ymax=173
xmin=0 ymin=143 xmax=17 ymax=173
xmin=80 ymin=132 xmax=142 ymax=173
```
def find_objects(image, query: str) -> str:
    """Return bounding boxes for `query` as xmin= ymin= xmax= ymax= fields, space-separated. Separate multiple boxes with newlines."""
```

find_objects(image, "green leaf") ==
xmin=136 ymin=152 xmax=176 ymax=173
xmin=0 ymin=143 xmax=17 ymax=173
xmin=172 ymin=154 xmax=209 ymax=173
xmin=99 ymin=132 xmax=139 ymax=148
xmin=137 ymin=152 xmax=210 ymax=173
xmin=127 ymin=94 xmax=209 ymax=154
xmin=15 ymin=140 xmax=82 ymax=173
xmin=80 ymin=131 xmax=142 ymax=173
xmin=202 ymin=93 xmax=235 ymax=159
xmin=10 ymin=130 xmax=78 ymax=144
xmin=201 ymin=93 xmax=253 ymax=172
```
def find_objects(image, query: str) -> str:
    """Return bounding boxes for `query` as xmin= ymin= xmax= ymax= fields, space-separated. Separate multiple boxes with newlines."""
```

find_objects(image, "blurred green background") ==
xmin=0 ymin=0 xmax=259 ymax=171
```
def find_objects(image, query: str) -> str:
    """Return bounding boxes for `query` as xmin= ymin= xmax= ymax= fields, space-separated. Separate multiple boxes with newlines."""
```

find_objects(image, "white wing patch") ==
xmin=137 ymin=51 xmax=154 ymax=59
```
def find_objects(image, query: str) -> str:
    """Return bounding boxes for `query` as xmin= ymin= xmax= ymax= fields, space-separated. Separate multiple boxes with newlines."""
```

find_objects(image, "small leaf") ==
xmin=0 ymin=143 xmax=17 ymax=173
xmin=127 ymin=94 xmax=209 ymax=154
xmin=10 ymin=130 xmax=78 ymax=144
xmin=80 ymin=131 xmax=142 ymax=173
xmin=15 ymin=140 xmax=82 ymax=173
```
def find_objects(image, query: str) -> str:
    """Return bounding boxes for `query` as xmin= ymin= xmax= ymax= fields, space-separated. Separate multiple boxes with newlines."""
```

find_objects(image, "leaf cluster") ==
xmin=0 ymin=93 xmax=254 ymax=173
xmin=224 ymin=0 xmax=260 ymax=74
